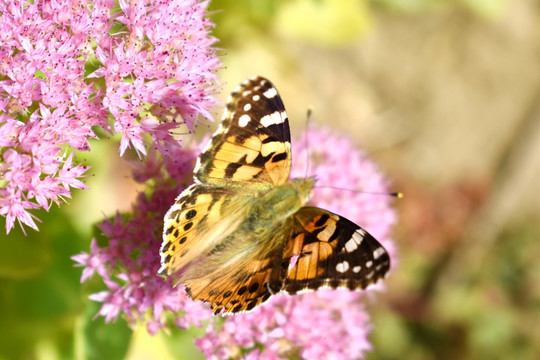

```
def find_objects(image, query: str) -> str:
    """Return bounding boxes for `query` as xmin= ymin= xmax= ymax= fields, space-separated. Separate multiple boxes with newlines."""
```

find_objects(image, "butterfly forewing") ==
xmin=160 ymin=76 xmax=293 ymax=277
xmin=283 ymin=207 xmax=390 ymax=294
xmin=195 ymin=76 xmax=292 ymax=188
xmin=160 ymin=184 xmax=251 ymax=276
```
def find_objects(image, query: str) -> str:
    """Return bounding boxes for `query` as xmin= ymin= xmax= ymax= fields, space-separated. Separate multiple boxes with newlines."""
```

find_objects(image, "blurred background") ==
xmin=2 ymin=0 xmax=539 ymax=359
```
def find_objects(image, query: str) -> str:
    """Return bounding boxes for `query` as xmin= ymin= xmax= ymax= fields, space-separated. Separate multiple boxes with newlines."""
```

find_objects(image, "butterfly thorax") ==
xmin=248 ymin=177 xmax=315 ymax=228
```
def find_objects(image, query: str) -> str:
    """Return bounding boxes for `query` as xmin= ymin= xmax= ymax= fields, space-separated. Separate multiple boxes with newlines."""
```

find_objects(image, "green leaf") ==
xmin=80 ymin=301 xmax=132 ymax=360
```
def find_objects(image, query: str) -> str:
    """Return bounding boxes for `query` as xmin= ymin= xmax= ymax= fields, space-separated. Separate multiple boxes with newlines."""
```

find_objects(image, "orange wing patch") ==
xmin=184 ymin=258 xmax=275 ymax=315
xmin=194 ymin=77 xmax=292 ymax=188
xmin=283 ymin=207 xmax=390 ymax=294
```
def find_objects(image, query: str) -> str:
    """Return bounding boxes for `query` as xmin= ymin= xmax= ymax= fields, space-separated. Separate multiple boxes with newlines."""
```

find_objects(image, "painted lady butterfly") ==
xmin=159 ymin=76 xmax=390 ymax=315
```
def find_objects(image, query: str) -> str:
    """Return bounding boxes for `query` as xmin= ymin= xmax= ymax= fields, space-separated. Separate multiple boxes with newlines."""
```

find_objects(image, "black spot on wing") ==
xmin=249 ymin=282 xmax=259 ymax=293
xmin=315 ymin=214 xmax=330 ymax=227
xmin=224 ymin=160 xmax=244 ymax=178
xmin=261 ymin=136 xmax=279 ymax=144
xmin=251 ymin=151 xmax=275 ymax=168
xmin=185 ymin=209 xmax=197 ymax=219
xmin=272 ymin=152 xmax=287 ymax=163
xmin=237 ymin=285 xmax=247 ymax=296
xmin=162 ymin=241 xmax=172 ymax=252
xmin=264 ymin=121 xmax=290 ymax=144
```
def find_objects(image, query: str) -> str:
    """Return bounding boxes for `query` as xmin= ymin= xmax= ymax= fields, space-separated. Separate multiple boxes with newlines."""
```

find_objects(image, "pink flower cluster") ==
xmin=73 ymin=145 xmax=212 ymax=334
xmin=196 ymin=128 xmax=397 ymax=359
xmin=74 ymin=127 xmax=397 ymax=358
xmin=196 ymin=292 xmax=374 ymax=360
xmin=0 ymin=0 xmax=219 ymax=233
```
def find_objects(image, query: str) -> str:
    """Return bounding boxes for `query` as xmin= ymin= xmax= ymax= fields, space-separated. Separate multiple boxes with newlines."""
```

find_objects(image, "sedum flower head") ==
xmin=73 ymin=145 xmax=212 ymax=334
xmin=195 ymin=127 xmax=397 ymax=359
xmin=74 ymin=126 xmax=397 ymax=358
xmin=0 ymin=0 xmax=219 ymax=233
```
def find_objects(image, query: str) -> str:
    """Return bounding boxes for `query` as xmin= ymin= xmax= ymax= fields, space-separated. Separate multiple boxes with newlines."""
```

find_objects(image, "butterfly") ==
xmin=159 ymin=76 xmax=390 ymax=315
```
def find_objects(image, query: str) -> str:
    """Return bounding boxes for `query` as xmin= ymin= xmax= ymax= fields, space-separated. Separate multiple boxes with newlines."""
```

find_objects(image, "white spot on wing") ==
xmin=373 ymin=247 xmax=386 ymax=260
xmin=355 ymin=228 xmax=366 ymax=238
xmin=344 ymin=230 xmax=365 ymax=253
xmin=260 ymin=111 xmax=285 ymax=127
xmin=243 ymin=103 xmax=251 ymax=111
xmin=344 ymin=238 xmax=358 ymax=253
xmin=238 ymin=114 xmax=250 ymax=127
xmin=252 ymin=94 xmax=260 ymax=101
xmin=336 ymin=261 xmax=349 ymax=273
xmin=365 ymin=260 xmax=373 ymax=268
xmin=353 ymin=266 xmax=361 ymax=273
xmin=263 ymin=87 xmax=277 ymax=98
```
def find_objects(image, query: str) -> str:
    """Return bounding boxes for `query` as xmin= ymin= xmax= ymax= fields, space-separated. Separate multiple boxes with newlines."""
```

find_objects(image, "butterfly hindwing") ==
xmin=282 ymin=207 xmax=390 ymax=294
xmin=182 ymin=227 xmax=292 ymax=315
xmin=194 ymin=76 xmax=292 ymax=188
xmin=184 ymin=257 xmax=275 ymax=315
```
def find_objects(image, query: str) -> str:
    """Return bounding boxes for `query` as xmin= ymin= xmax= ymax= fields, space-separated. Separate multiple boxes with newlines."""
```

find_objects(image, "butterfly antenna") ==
xmin=304 ymin=108 xmax=313 ymax=178
xmin=315 ymin=185 xmax=403 ymax=198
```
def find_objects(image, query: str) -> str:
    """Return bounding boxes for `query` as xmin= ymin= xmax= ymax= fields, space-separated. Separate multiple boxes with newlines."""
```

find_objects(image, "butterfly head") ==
xmin=290 ymin=176 xmax=316 ymax=204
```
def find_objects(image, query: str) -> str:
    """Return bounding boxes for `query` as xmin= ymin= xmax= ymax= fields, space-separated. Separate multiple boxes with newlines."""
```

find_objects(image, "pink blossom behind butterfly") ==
xmin=195 ymin=127 xmax=397 ymax=360
xmin=74 ymin=126 xmax=397 ymax=358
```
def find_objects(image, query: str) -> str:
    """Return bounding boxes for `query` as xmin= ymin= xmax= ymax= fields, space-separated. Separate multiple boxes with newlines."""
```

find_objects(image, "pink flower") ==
xmin=198 ymin=291 xmax=373 ymax=360
xmin=72 ymin=146 xmax=211 ymax=332
xmin=0 ymin=0 xmax=219 ymax=234
xmin=72 ymin=239 xmax=114 ymax=283
xmin=74 ymin=126 xmax=397 ymax=359
xmin=195 ymin=127 xmax=397 ymax=359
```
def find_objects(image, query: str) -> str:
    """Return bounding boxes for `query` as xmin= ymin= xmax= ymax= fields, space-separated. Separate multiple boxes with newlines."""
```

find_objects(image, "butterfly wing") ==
xmin=183 ymin=255 xmax=277 ymax=315
xmin=160 ymin=76 xmax=293 ymax=281
xmin=182 ymin=226 xmax=291 ymax=315
xmin=159 ymin=184 xmax=252 ymax=276
xmin=194 ymin=76 xmax=292 ymax=188
xmin=282 ymin=207 xmax=391 ymax=294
